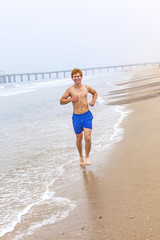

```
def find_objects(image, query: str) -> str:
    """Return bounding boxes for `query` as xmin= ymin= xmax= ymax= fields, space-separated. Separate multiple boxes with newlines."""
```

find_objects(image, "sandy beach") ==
xmin=2 ymin=66 xmax=160 ymax=240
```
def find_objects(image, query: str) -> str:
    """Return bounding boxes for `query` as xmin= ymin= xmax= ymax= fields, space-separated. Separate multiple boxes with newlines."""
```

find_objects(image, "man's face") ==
xmin=72 ymin=73 xmax=82 ymax=84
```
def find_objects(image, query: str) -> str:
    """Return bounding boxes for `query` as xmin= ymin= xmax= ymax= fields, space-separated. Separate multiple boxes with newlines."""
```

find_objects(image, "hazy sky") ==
xmin=0 ymin=0 xmax=160 ymax=73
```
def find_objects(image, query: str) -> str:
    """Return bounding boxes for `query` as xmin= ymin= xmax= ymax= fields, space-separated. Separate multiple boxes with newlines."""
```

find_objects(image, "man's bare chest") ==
xmin=71 ymin=88 xmax=88 ymax=98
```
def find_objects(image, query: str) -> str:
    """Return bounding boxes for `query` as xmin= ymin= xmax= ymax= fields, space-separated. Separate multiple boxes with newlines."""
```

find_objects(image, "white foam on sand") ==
xmin=26 ymin=197 xmax=76 ymax=236
xmin=0 ymin=162 xmax=65 ymax=238
xmin=0 ymin=149 xmax=79 ymax=239
xmin=92 ymin=100 xmax=132 ymax=152
xmin=0 ymin=191 xmax=52 ymax=238
xmin=0 ymin=189 xmax=55 ymax=238
xmin=13 ymin=196 xmax=76 ymax=240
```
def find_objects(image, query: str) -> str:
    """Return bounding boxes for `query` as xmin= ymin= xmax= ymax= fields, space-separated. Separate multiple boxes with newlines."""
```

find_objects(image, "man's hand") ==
xmin=89 ymin=100 xmax=95 ymax=107
xmin=71 ymin=95 xmax=79 ymax=102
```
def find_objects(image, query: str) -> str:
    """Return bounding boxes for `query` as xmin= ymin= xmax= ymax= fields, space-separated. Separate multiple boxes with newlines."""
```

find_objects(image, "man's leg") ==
xmin=76 ymin=132 xmax=85 ymax=166
xmin=84 ymin=128 xmax=92 ymax=165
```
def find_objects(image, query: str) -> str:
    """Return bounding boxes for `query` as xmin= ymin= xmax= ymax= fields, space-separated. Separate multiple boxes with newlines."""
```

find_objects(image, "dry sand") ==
xmin=4 ymin=66 xmax=160 ymax=240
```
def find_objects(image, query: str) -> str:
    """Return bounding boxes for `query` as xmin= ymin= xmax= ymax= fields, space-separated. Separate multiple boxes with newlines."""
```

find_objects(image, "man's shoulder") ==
xmin=79 ymin=84 xmax=89 ymax=91
xmin=84 ymin=84 xmax=96 ymax=93
xmin=66 ymin=85 xmax=74 ymax=92
xmin=84 ymin=84 xmax=91 ymax=90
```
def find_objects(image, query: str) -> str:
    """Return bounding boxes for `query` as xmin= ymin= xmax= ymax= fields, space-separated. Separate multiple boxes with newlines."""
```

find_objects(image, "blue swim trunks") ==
xmin=72 ymin=110 xmax=93 ymax=134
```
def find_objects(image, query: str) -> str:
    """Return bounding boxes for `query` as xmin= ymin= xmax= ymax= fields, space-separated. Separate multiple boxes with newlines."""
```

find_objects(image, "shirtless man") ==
xmin=60 ymin=68 xmax=97 ymax=166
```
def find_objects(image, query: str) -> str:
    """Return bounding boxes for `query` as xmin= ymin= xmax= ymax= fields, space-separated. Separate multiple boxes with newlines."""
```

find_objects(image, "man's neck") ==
xmin=74 ymin=83 xmax=83 ymax=88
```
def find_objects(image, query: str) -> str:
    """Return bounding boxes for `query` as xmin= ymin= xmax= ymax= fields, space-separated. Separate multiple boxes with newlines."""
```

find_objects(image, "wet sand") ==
xmin=6 ymin=66 xmax=160 ymax=240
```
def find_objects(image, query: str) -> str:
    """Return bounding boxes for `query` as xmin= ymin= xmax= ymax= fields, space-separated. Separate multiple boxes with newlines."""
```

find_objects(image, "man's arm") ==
xmin=60 ymin=88 xmax=78 ymax=105
xmin=86 ymin=85 xmax=98 ymax=107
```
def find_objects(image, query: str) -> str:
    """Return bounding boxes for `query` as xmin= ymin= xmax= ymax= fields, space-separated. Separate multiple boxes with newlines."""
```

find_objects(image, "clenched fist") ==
xmin=89 ymin=100 xmax=95 ymax=107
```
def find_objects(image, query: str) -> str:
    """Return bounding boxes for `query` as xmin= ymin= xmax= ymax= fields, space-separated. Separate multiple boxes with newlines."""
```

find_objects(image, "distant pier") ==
xmin=0 ymin=62 xmax=159 ymax=84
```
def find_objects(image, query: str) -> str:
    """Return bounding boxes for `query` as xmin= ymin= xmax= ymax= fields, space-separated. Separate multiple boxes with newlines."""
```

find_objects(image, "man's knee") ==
xmin=84 ymin=135 xmax=91 ymax=142
xmin=76 ymin=134 xmax=83 ymax=143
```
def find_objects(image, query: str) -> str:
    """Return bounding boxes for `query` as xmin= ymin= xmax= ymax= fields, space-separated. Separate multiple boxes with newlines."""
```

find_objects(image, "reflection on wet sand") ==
xmin=81 ymin=167 xmax=108 ymax=239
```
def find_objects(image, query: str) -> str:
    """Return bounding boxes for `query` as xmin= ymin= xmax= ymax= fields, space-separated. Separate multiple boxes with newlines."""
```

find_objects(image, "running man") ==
xmin=60 ymin=68 xmax=97 ymax=166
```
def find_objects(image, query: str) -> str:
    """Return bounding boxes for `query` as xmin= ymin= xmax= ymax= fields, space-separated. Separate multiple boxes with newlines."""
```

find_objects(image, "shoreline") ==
xmin=2 ymin=66 xmax=160 ymax=240
xmin=0 ymin=71 xmax=129 ymax=240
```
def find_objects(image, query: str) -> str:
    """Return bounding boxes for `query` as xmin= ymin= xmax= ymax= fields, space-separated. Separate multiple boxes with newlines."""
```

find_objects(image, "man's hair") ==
xmin=71 ymin=68 xmax=83 ymax=78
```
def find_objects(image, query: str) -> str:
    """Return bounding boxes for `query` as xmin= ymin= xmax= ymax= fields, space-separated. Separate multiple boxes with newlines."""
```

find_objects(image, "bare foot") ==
xmin=85 ymin=157 xmax=91 ymax=165
xmin=80 ymin=155 xmax=85 ymax=166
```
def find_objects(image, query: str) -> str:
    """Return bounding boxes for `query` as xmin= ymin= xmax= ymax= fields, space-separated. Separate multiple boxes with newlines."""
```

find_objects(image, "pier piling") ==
xmin=0 ymin=62 xmax=159 ymax=84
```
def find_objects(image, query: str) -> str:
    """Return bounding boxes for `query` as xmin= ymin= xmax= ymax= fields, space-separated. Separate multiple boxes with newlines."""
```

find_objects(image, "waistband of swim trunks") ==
xmin=73 ymin=110 xmax=90 ymax=116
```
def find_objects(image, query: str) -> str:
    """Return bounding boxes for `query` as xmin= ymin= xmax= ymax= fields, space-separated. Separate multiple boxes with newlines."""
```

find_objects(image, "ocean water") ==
xmin=0 ymin=71 xmax=132 ymax=239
